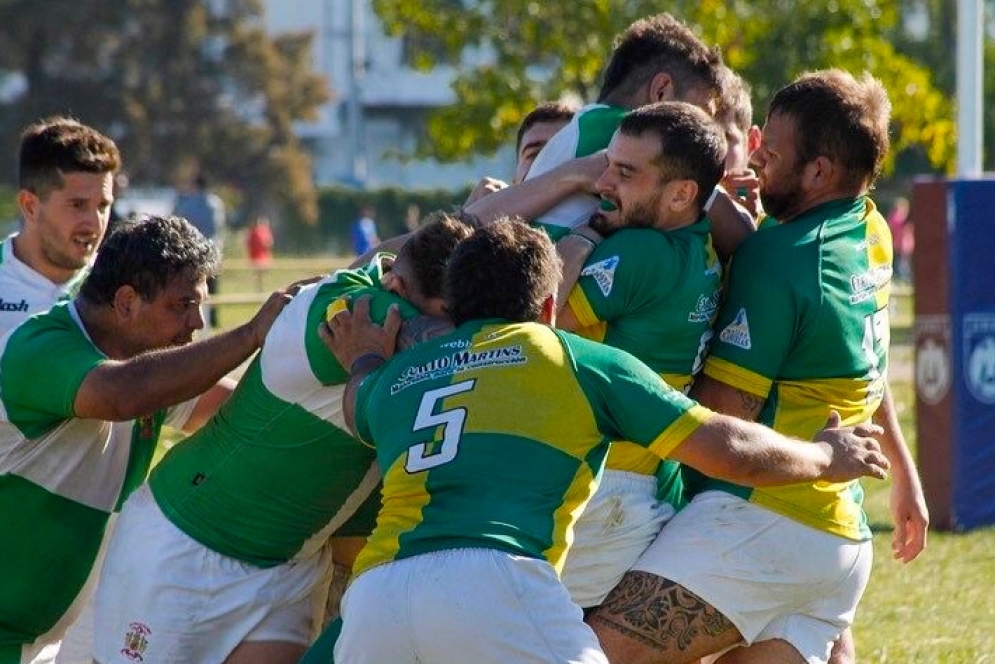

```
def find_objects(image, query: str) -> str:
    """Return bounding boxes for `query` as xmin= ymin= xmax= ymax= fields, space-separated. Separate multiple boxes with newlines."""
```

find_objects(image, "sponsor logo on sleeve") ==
xmin=718 ymin=308 xmax=752 ymax=350
xmin=849 ymin=265 xmax=892 ymax=304
xmin=688 ymin=290 xmax=721 ymax=324
xmin=580 ymin=256 xmax=620 ymax=297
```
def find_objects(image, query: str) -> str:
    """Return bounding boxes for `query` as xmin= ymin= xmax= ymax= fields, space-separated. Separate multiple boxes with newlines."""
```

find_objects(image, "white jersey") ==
xmin=0 ymin=234 xmax=86 ymax=337
xmin=0 ymin=301 xmax=194 ymax=652
xmin=524 ymin=104 xmax=628 ymax=240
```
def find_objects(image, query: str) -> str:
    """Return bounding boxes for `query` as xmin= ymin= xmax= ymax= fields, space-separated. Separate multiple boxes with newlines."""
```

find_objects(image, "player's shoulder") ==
xmin=735 ymin=220 xmax=818 ymax=269
xmin=556 ymin=326 xmax=633 ymax=367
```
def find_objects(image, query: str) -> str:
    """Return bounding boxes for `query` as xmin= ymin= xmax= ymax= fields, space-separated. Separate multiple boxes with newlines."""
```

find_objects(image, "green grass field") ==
xmin=205 ymin=255 xmax=995 ymax=663
xmin=855 ymin=385 xmax=995 ymax=663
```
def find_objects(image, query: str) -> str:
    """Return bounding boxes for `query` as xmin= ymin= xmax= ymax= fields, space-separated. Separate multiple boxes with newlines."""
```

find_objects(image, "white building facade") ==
xmin=263 ymin=0 xmax=512 ymax=189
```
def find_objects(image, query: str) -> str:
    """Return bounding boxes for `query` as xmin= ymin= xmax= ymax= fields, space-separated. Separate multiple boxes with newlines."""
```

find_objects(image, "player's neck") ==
xmin=11 ymin=234 xmax=79 ymax=285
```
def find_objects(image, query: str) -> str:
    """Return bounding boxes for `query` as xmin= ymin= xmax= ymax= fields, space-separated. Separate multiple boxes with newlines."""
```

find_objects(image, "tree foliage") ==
xmin=0 ymin=0 xmax=329 ymax=223
xmin=373 ymin=0 xmax=987 ymax=175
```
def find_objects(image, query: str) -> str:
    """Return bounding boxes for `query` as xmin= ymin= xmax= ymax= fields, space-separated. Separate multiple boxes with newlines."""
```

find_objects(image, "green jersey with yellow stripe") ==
xmin=697 ymin=196 xmax=891 ymax=541
xmin=351 ymin=320 xmax=713 ymax=577
xmin=567 ymin=222 xmax=721 ymax=480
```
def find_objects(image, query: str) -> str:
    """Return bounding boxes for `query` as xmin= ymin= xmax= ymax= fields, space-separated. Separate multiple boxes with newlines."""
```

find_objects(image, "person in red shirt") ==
xmin=246 ymin=215 xmax=274 ymax=291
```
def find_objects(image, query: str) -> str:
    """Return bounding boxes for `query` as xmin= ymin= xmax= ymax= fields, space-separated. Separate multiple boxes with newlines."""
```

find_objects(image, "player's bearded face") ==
xmin=589 ymin=190 xmax=659 ymax=236
xmin=759 ymin=162 xmax=805 ymax=221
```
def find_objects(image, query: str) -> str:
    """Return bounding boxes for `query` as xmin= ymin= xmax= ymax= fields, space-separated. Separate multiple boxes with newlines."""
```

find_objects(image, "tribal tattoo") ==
xmin=589 ymin=571 xmax=739 ymax=661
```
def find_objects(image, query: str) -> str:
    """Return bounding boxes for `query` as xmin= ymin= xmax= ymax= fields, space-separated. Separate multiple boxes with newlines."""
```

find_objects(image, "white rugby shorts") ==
xmin=561 ymin=470 xmax=675 ymax=608
xmin=337 ymin=548 xmax=608 ymax=664
xmin=93 ymin=485 xmax=331 ymax=664
xmin=632 ymin=491 xmax=872 ymax=664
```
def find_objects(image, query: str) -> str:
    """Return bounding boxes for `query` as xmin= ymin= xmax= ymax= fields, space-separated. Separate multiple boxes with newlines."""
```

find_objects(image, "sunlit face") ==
xmin=722 ymin=119 xmax=750 ymax=172
xmin=126 ymin=272 xmax=208 ymax=356
xmin=590 ymin=131 xmax=675 ymax=235
xmin=513 ymin=120 xmax=570 ymax=184
xmin=751 ymin=112 xmax=807 ymax=222
xmin=24 ymin=171 xmax=114 ymax=280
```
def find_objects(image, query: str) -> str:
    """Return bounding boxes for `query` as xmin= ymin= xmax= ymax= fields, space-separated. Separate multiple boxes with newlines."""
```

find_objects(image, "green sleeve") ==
xmin=575 ymin=106 xmax=629 ymax=156
xmin=353 ymin=361 xmax=390 ymax=446
xmin=560 ymin=331 xmax=701 ymax=448
xmin=0 ymin=317 xmax=103 ymax=436
xmin=304 ymin=269 xmax=419 ymax=386
xmin=573 ymin=229 xmax=678 ymax=325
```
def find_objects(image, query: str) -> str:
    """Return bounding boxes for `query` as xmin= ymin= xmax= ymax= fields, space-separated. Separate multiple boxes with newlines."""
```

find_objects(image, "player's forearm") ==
xmin=687 ymin=417 xmax=834 ymax=486
xmin=707 ymin=189 xmax=756 ymax=262
xmin=554 ymin=228 xmax=603 ymax=316
xmin=76 ymin=325 xmax=261 ymax=421
xmin=349 ymin=233 xmax=411 ymax=269
xmin=465 ymin=164 xmax=592 ymax=225
xmin=674 ymin=415 xmax=887 ymax=487
xmin=873 ymin=383 xmax=922 ymax=490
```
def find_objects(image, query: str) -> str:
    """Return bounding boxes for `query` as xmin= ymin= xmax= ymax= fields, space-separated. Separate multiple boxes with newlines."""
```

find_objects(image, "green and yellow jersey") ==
xmin=351 ymin=320 xmax=713 ymax=577
xmin=696 ymin=196 xmax=892 ymax=540
xmin=566 ymin=223 xmax=721 ymax=503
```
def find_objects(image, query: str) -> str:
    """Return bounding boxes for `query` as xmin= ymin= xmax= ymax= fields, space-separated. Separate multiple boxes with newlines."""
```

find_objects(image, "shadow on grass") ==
xmin=869 ymin=521 xmax=895 ymax=533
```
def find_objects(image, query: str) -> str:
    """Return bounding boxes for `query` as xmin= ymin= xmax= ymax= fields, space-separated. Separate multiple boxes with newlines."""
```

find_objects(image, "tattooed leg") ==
xmin=588 ymin=571 xmax=742 ymax=664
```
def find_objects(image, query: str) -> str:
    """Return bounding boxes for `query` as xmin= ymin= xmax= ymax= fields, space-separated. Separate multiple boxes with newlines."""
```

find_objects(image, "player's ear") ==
xmin=112 ymin=285 xmax=139 ymax=320
xmin=648 ymin=72 xmax=674 ymax=103
xmin=669 ymin=179 xmax=699 ymax=212
xmin=539 ymin=294 xmax=556 ymax=325
xmin=747 ymin=125 xmax=762 ymax=156
xmin=17 ymin=189 xmax=40 ymax=223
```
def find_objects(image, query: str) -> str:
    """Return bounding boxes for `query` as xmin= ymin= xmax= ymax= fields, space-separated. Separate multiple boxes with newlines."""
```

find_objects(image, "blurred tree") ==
xmin=372 ymin=0 xmax=980 ymax=174
xmin=0 ymin=0 xmax=329 ymax=223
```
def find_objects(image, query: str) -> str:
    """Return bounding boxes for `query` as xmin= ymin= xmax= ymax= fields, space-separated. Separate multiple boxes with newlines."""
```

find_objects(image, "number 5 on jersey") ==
xmin=406 ymin=379 xmax=476 ymax=473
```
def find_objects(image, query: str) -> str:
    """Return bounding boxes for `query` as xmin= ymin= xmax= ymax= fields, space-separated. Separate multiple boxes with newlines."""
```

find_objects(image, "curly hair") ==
xmin=80 ymin=215 xmax=220 ymax=305
xmin=598 ymin=13 xmax=723 ymax=107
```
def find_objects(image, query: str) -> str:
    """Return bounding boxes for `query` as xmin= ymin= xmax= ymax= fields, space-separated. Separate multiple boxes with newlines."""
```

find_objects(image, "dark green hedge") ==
xmin=281 ymin=184 xmax=472 ymax=256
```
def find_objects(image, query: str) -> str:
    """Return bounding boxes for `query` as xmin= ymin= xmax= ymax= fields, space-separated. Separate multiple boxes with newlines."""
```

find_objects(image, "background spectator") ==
xmin=351 ymin=205 xmax=379 ymax=256
xmin=173 ymin=172 xmax=226 ymax=326
xmin=246 ymin=215 xmax=274 ymax=292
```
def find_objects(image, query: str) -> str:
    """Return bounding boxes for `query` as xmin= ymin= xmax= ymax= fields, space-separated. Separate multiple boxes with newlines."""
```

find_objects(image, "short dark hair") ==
xmin=445 ymin=218 xmax=561 ymax=327
xmin=619 ymin=101 xmax=727 ymax=210
xmin=398 ymin=209 xmax=475 ymax=300
xmin=768 ymin=69 xmax=891 ymax=190
xmin=598 ymin=13 xmax=723 ymax=106
xmin=515 ymin=101 xmax=577 ymax=153
xmin=18 ymin=116 xmax=121 ymax=198
xmin=80 ymin=215 xmax=220 ymax=305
